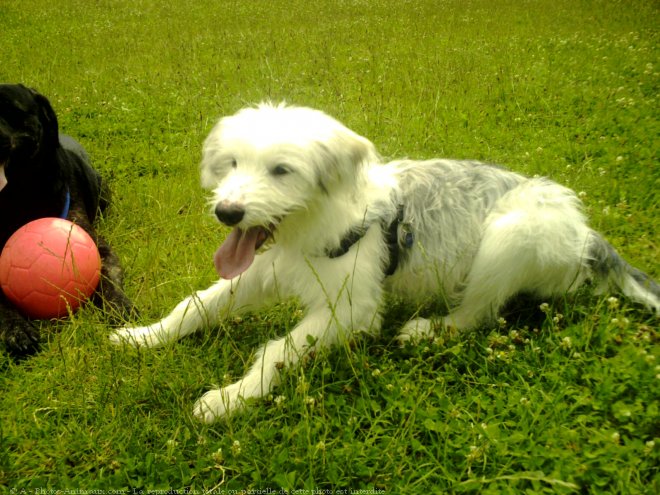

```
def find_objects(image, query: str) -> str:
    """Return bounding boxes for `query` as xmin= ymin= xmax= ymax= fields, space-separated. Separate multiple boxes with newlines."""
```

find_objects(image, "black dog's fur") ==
xmin=0 ymin=84 xmax=134 ymax=356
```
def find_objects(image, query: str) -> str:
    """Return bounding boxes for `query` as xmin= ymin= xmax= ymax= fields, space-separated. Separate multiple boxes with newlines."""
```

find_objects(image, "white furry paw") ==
xmin=109 ymin=324 xmax=166 ymax=348
xmin=439 ymin=313 xmax=471 ymax=334
xmin=193 ymin=384 xmax=245 ymax=423
xmin=396 ymin=317 xmax=435 ymax=346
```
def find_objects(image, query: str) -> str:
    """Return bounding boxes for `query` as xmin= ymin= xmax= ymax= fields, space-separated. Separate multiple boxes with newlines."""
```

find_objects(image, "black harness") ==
xmin=325 ymin=204 xmax=412 ymax=277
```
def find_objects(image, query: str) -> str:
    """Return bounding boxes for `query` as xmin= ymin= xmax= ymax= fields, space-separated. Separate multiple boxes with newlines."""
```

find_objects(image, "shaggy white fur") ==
xmin=110 ymin=103 xmax=660 ymax=423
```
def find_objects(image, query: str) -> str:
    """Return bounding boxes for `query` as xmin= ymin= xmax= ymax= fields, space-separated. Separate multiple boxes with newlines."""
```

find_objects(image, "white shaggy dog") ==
xmin=111 ymin=103 xmax=660 ymax=423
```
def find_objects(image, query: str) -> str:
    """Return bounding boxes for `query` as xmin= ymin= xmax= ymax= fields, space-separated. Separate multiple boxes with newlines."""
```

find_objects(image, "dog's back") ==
xmin=383 ymin=158 xmax=659 ymax=320
xmin=383 ymin=159 xmax=527 ymax=304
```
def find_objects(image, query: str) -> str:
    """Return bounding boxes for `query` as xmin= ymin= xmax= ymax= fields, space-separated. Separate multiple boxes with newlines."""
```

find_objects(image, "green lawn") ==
xmin=1 ymin=0 xmax=658 ymax=492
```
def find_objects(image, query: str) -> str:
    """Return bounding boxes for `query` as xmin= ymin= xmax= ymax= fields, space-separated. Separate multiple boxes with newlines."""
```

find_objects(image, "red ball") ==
xmin=0 ymin=218 xmax=101 ymax=319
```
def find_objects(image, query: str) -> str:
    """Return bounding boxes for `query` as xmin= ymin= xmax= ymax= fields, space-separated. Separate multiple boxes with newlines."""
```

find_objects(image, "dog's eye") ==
xmin=271 ymin=164 xmax=291 ymax=176
xmin=230 ymin=159 xmax=237 ymax=169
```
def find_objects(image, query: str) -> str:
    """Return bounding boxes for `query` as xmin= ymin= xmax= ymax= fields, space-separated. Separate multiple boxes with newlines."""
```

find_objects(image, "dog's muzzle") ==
xmin=213 ymin=201 xmax=275 ymax=280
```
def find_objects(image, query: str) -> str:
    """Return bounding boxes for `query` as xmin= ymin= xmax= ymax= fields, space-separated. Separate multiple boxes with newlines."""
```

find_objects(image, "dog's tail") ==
xmin=587 ymin=232 xmax=660 ymax=316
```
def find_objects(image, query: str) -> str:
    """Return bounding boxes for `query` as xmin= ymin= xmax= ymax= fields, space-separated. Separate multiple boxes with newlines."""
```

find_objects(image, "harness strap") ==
xmin=325 ymin=225 xmax=368 ymax=259
xmin=325 ymin=204 xmax=410 ymax=277
xmin=383 ymin=204 xmax=404 ymax=276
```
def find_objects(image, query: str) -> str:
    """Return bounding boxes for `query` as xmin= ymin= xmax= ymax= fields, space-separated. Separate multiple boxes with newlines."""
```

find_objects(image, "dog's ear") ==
xmin=29 ymin=88 xmax=60 ymax=151
xmin=200 ymin=122 xmax=225 ymax=190
xmin=315 ymin=128 xmax=379 ymax=193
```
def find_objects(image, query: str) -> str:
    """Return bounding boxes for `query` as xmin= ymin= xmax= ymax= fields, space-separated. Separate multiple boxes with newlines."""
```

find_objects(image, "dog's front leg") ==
xmin=109 ymin=280 xmax=234 ymax=348
xmin=0 ymin=294 xmax=40 ymax=357
xmin=193 ymin=234 xmax=387 ymax=423
xmin=109 ymin=254 xmax=278 ymax=348
xmin=193 ymin=308 xmax=346 ymax=422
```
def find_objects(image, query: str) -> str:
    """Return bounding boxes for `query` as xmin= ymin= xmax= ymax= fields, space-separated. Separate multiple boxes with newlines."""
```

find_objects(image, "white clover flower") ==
xmin=231 ymin=440 xmax=242 ymax=456
xmin=274 ymin=395 xmax=287 ymax=406
xmin=607 ymin=296 xmax=620 ymax=309
xmin=466 ymin=445 xmax=483 ymax=462
xmin=212 ymin=448 xmax=224 ymax=464
xmin=539 ymin=302 xmax=550 ymax=313
xmin=611 ymin=317 xmax=630 ymax=329
xmin=496 ymin=350 xmax=510 ymax=361
xmin=645 ymin=440 xmax=655 ymax=454
xmin=488 ymin=333 xmax=508 ymax=348
xmin=560 ymin=336 xmax=572 ymax=349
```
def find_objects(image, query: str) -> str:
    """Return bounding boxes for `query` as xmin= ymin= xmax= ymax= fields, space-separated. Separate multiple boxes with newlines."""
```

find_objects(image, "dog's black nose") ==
xmin=215 ymin=203 xmax=245 ymax=226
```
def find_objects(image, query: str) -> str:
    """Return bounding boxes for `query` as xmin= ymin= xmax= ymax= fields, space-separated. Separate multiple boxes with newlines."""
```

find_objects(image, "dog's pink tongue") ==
xmin=214 ymin=227 xmax=265 ymax=279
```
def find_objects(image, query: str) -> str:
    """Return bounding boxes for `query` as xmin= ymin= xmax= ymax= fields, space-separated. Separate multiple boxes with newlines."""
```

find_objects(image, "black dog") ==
xmin=0 ymin=84 xmax=134 ymax=356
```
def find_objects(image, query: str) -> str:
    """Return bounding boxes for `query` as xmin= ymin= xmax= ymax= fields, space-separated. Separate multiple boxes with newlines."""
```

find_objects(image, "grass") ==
xmin=1 ymin=0 xmax=659 ymax=492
